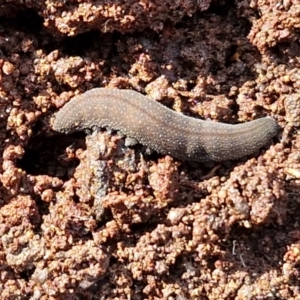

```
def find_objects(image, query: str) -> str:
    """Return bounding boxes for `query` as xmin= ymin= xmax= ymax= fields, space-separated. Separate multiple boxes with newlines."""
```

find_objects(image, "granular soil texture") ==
xmin=0 ymin=0 xmax=299 ymax=299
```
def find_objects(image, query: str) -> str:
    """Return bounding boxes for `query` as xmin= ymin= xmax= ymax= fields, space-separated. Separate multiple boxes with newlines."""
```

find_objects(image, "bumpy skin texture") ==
xmin=53 ymin=88 xmax=278 ymax=162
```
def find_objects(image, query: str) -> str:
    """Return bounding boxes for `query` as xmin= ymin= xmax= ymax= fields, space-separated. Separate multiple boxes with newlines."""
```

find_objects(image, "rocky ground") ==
xmin=0 ymin=0 xmax=299 ymax=299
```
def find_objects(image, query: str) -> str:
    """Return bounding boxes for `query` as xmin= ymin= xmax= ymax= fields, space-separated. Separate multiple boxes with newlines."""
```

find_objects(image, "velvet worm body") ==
xmin=53 ymin=88 xmax=278 ymax=162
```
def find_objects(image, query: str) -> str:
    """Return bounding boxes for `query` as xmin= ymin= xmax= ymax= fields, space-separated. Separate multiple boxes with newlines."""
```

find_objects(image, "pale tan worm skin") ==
xmin=53 ymin=88 xmax=278 ymax=162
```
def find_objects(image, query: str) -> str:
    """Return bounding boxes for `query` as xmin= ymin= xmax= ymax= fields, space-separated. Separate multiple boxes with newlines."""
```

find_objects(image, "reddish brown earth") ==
xmin=0 ymin=0 xmax=299 ymax=299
